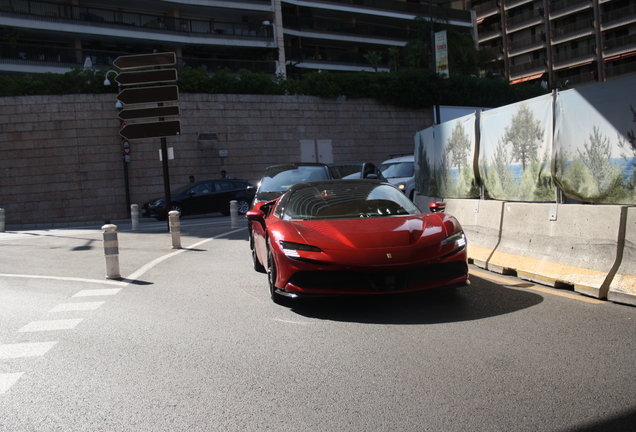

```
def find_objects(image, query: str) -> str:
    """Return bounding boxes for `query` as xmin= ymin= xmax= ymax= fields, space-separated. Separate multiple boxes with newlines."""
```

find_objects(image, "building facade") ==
xmin=0 ymin=0 xmax=472 ymax=75
xmin=472 ymin=0 xmax=636 ymax=87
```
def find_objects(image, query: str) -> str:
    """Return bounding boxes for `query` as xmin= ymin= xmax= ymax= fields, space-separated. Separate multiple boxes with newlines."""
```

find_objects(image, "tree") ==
xmin=500 ymin=103 xmax=543 ymax=171
xmin=363 ymin=51 xmax=382 ymax=72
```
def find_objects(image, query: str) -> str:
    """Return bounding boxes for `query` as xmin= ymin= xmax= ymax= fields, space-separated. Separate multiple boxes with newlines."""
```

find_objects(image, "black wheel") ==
xmin=267 ymin=244 xmax=287 ymax=305
xmin=170 ymin=205 xmax=182 ymax=218
xmin=237 ymin=199 xmax=250 ymax=215
xmin=251 ymin=235 xmax=266 ymax=273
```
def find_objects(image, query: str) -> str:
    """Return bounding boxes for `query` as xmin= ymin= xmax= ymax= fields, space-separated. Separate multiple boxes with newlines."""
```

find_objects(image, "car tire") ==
xmin=267 ymin=243 xmax=288 ymax=305
xmin=171 ymin=205 xmax=182 ymax=218
xmin=251 ymin=235 xmax=266 ymax=273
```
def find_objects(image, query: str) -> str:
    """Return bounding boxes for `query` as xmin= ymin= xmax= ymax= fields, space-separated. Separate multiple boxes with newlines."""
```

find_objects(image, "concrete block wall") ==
xmin=439 ymin=197 xmax=636 ymax=307
xmin=0 ymin=93 xmax=431 ymax=227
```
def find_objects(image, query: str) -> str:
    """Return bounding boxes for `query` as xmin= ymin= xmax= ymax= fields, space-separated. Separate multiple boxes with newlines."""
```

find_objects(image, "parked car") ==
xmin=329 ymin=161 xmax=386 ymax=180
xmin=142 ymin=179 xmax=255 ymax=221
xmin=379 ymin=154 xmax=416 ymax=200
xmin=251 ymin=162 xmax=335 ymax=206
xmin=247 ymin=179 xmax=469 ymax=304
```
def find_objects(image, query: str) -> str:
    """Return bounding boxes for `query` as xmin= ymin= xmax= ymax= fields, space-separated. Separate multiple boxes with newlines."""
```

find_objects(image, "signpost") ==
xmin=113 ymin=51 xmax=180 ymax=230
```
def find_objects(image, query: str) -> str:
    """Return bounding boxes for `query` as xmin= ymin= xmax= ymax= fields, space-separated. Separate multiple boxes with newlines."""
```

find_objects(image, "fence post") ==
xmin=131 ymin=204 xmax=139 ymax=231
xmin=102 ymin=224 xmax=121 ymax=279
xmin=230 ymin=200 xmax=238 ymax=228
xmin=169 ymin=210 xmax=181 ymax=249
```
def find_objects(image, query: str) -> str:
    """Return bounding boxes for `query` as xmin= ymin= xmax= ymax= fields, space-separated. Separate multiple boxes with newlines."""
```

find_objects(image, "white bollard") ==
xmin=131 ymin=204 xmax=139 ymax=231
xmin=230 ymin=200 xmax=238 ymax=228
xmin=0 ymin=208 xmax=4 ymax=232
xmin=102 ymin=224 xmax=121 ymax=279
xmin=169 ymin=210 xmax=181 ymax=249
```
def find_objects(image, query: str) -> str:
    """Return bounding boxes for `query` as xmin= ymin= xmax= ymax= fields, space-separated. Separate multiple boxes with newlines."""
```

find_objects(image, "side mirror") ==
xmin=189 ymin=191 xmax=196 ymax=197
xmin=429 ymin=201 xmax=446 ymax=213
xmin=246 ymin=209 xmax=265 ymax=221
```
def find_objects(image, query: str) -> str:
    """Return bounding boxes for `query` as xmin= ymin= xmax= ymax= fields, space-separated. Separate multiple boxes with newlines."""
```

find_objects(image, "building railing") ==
xmin=506 ymin=9 xmax=544 ymax=27
xmin=550 ymin=17 xmax=594 ymax=39
xmin=508 ymin=33 xmax=545 ymax=52
xmin=284 ymin=46 xmax=390 ymax=68
xmin=283 ymin=14 xmax=413 ymax=40
xmin=473 ymin=0 xmax=499 ymax=15
xmin=553 ymin=44 xmax=595 ymax=64
xmin=601 ymin=3 xmax=636 ymax=27
xmin=605 ymin=60 xmax=636 ymax=80
xmin=0 ymin=0 xmax=274 ymax=39
xmin=308 ymin=0 xmax=472 ymax=22
xmin=0 ymin=42 xmax=277 ymax=74
xmin=509 ymin=57 xmax=546 ymax=75
xmin=603 ymin=33 xmax=636 ymax=52
xmin=549 ymin=0 xmax=591 ymax=14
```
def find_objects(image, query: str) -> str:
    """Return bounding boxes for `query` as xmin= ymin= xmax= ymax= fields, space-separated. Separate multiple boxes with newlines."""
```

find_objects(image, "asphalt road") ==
xmin=1 ymin=217 xmax=635 ymax=432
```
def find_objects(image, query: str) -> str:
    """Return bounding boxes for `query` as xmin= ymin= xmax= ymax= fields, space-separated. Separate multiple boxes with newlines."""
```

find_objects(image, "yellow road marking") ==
xmin=469 ymin=269 xmax=605 ymax=304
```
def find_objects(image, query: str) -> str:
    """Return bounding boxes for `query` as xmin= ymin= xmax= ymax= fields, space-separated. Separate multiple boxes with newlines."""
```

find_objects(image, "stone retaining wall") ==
xmin=0 ymin=93 xmax=431 ymax=226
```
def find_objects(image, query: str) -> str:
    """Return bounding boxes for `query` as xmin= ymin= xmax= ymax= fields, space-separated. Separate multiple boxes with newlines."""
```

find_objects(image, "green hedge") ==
xmin=0 ymin=67 xmax=548 ymax=108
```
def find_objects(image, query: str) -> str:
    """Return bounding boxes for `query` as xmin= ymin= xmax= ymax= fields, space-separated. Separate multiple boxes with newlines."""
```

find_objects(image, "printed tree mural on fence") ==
xmin=618 ymin=105 xmax=636 ymax=194
xmin=480 ymin=102 xmax=554 ymax=201
xmin=434 ymin=120 xmax=479 ymax=198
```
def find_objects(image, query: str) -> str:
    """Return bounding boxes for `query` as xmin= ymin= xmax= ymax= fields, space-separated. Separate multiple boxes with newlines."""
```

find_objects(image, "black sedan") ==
xmin=142 ymin=179 xmax=255 ymax=220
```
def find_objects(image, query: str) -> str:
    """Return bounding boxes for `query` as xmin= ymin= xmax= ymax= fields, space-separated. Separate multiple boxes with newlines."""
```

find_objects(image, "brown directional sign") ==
xmin=115 ymin=69 xmax=178 ymax=86
xmin=117 ymin=106 xmax=181 ymax=121
xmin=113 ymin=52 xmax=176 ymax=70
xmin=119 ymin=120 xmax=181 ymax=140
xmin=116 ymin=85 xmax=179 ymax=106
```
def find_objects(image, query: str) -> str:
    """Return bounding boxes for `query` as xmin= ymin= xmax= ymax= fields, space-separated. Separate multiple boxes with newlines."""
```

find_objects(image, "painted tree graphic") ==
xmin=499 ymin=103 xmax=543 ymax=171
xmin=446 ymin=120 xmax=471 ymax=170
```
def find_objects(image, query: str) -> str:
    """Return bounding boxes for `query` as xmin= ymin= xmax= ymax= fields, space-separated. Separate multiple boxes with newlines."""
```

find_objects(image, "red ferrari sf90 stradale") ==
xmin=247 ymin=179 xmax=469 ymax=304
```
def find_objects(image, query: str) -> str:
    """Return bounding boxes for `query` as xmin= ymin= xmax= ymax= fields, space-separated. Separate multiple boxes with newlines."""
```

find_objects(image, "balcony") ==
xmin=508 ymin=57 xmax=547 ymax=78
xmin=552 ymin=44 xmax=596 ymax=69
xmin=474 ymin=0 xmax=500 ymax=19
xmin=605 ymin=59 xmax=636 ymax=80
xmin=508 ymin=33 xmax=546 ymax=56
xmin=601 ymin=4 xmax=636 ymax=31
xmin=0 ymin=0 xmax=274 ymax=41
xmin=0 ymin=42 xmax=277 ymax=74
xmin=284 ymin=46 xmax=389 ymax=70
xmin=283 ymin=14 xmax=413 ymax=41
xmin=301 ymin=0 xmax=472 ymax=23
xmin=477 ymin=22 xmax=503 ymax=42
xmin=549 ymin=0 xmax=592 ymax=19
xmin=504 ymin=0 xmax=533 ymax=11
xmin=603 ymin=33 xmax=636 ymax=58
xmin=550 ymin=18 xmax=595 ymax=43
xmin=506 ymin=9 xmax=544 ymax=32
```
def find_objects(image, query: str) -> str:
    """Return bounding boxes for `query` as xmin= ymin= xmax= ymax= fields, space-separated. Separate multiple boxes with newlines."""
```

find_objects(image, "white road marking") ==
xmin=0 ymin=274 xmax=127 ymax=286
xmin=272 ymin=318 xmax=311 ymax=326
xmin=0 ymin=341 xmax=58 ymax=359
xmin=18 ymin=319 xmax=83 ymax=332
xmin=73 ymin=288 xmax=121 ymax=297
xmin=0 ymin=373 xmax=24 ymax=394
xmin=49 ymin=302 xmax=105 ymax=312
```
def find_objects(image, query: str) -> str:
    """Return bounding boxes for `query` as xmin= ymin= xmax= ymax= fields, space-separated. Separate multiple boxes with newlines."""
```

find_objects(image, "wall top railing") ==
xmin=283 ymin=14 xmax=413 ymax=40
xmin=305 ymin=0 xmax=472 ymax=22
xmin=0 ymin=0 xmax=274 ymax=39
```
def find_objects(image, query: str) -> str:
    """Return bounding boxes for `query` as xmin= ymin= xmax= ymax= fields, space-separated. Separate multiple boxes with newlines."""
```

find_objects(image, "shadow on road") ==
xmin=289 ymin=277 xmax=543 ymax=325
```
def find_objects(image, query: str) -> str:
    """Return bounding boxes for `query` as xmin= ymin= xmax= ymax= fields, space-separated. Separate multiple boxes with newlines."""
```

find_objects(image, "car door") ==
xmin=208 ymin=180 xmax=236 ymax=213
xmin=184 ymin=181 xmax=213 ymax=215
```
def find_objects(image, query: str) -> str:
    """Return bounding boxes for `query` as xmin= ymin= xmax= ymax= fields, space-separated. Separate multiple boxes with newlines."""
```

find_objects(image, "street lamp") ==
xmin=104 ymin=70 xmax=123 ymax=109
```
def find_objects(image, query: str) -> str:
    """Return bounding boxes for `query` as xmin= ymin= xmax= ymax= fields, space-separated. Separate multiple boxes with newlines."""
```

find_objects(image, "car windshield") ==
xmin=379 ymin=161 xmax=414 ymax=179
xmin=282 ymin=182 xmax=420 ymax=220
xmin=331 ymin=164 xmax=362 ymax=179
xmin=259 ymin=166 xmax=329 ymax=193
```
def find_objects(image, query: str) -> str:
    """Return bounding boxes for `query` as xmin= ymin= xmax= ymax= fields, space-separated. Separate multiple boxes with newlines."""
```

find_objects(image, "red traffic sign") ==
xmin=119 ymin=120 xmax=181 ymax=140
xmin=117 ymin=105 xmax=181 ymax=121
xmin=122 ymin=139 xmax=131 ymax=155
xmin=115 ymin=69 xmax=178 ymax=86
xmin=116 ymin=85 xmax=179 ymax=106
xmin=113 ymin=52 xmax=176 ymax=70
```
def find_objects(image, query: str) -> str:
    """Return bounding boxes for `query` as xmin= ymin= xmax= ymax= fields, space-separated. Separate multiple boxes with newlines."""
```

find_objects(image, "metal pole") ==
xmin=230 ymin=200 xmax=238 ymax=228
xmin=0 ymin=208 xmax=5 ymax=232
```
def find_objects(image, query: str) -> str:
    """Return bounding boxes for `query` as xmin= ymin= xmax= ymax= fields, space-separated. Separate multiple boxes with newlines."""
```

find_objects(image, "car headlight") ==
xmin=280 ymin=241 xmax=322 ymax=257
xmin=441 ymin=232 xmax=466 ymax=248
xmin=395 ymin=182 xmax=406 ymax=191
